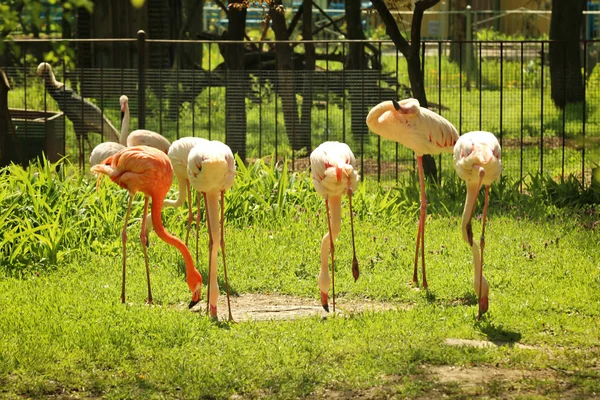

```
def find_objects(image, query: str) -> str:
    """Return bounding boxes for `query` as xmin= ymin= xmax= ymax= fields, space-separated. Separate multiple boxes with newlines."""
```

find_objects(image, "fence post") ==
xmin=465 ymin=5 xmax=472 ymax=90
xmin=137 ymin=30 xmax=146 ymax=130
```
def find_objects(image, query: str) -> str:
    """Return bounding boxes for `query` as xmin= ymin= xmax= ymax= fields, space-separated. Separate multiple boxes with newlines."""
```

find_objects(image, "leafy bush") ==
xmin=1 ymin=156 xmax=597 ymax=277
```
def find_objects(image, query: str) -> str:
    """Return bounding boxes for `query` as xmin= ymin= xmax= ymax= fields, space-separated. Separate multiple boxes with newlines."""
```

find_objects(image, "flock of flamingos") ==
xmin=36 ymin=62 xmax=502 ymax=322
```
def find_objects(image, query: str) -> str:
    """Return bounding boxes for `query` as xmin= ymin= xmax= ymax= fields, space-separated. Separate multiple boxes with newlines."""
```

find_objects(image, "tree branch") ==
xmin=410 ymin=0 xmax=440 ymax=60
xmin=370 ymin=0 xmax=410 ymax=56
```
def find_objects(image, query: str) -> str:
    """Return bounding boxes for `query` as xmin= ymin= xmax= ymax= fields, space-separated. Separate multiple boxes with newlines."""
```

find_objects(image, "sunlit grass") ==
xmin=0 ymin=158 xmax=599 ymax=398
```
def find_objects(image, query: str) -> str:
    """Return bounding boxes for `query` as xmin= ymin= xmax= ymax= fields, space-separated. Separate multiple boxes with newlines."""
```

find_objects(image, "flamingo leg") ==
xmin=185 ymin=180 xmax=192 ymax=247
xmin=220 ymin=191 xmax=234 ymax=322
xmin=196 ymin=193 xmax=201 ymax=270
xmin=347 ymin=188 xmax=359 ymax=282
xmin=478 ymin=185 xmax=491 ymax=320
xmin=204 ymin=192 xmax=212 ymax=316
xmin=326 ymin=198 xmax=336 ymax=313
xmin=121 ymin=195 xmax=134 ymax=303
xmin=140 ymin=196 xmax=153 ymax=304
xmin=413 ymin=156 xmax=428 ymax=288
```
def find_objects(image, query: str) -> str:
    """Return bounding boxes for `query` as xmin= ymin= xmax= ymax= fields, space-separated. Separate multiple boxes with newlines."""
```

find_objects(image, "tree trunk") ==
xmin=345 ymin=0 xmax=370 ymax=141
xmin=299 ymin=0 xmax=315 ymax=153
xmin=371 ymin=0 xmax=439 ymax=181
xmin=549 ymin=0 xmax=586 ymax=108
xmin=224 ymin=1 xmax=248 ymax=161
xmin=270 ymin=2 xmax=304 ymax=152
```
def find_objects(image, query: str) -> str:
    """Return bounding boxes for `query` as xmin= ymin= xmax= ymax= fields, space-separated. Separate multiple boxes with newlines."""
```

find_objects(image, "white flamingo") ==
xmin=310 ymin=141 xmax=360 ymax=312
xmin=367 ymin=98 xmax=459 ymax=289
xmin=453 ymin=131 xmax=502 ymax=320
xmin=188 ymin=140 xmax=236 ymax=320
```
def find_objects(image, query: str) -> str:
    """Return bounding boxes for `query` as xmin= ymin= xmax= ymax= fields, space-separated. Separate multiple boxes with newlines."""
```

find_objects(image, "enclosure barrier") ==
xmin=2 ymin=36 xmax=599 ymax=186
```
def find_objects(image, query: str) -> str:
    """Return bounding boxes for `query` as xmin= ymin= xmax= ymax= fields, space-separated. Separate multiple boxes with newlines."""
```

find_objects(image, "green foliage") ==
xmin=0 ymin=156 xmax=599 ymax=398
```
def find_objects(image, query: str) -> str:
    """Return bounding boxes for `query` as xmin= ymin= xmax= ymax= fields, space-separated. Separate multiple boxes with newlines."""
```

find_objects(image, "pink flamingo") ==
xmin=310 ymin=141 xmax=360 ymax=312
xmin=92 ymin=145 xmax=202 ymax=307
xmin=453 ymin=131 xmax=502 ymax=320
xmin=187 ymin=140 xmax=236 ymax=320
xmin=367 ymin=98 xmax=459 ymax=289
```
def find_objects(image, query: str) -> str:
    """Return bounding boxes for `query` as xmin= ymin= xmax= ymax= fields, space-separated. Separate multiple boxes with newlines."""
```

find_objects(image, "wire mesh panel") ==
xmin=3 ymin=37 xmax=599 ymax=186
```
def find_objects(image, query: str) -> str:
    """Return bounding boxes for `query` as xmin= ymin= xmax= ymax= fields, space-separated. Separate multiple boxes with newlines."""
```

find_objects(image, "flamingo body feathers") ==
xmin=366 ymin=98 xmax=459 ymax=156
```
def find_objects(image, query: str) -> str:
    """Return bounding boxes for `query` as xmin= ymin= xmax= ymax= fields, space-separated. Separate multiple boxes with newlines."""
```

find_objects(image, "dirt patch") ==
xmin=426 ymin=365 xmax=556 ymax=388
xmin=443 ymin=338 xmax=540 ymax=350
xmin=187 ymin=293 xmax=404 ymax=322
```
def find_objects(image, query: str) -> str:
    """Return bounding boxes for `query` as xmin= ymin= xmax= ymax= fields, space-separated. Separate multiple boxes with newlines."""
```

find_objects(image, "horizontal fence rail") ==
xmin=2 ymin=37 xmax=599 ymax=186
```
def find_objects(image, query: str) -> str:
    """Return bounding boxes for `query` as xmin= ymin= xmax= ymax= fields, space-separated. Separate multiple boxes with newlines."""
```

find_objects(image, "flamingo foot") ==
xmin=321 ymin=291 xmax=329 ymax=312
xmin=145 ymin=298 xmax=153 ymax=305
xmin=477 ymin=296 xmax=489 ymax=320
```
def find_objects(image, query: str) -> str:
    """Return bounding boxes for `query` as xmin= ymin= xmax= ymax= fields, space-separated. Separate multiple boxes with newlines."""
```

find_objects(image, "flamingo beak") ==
xmin=188 ymin=288 xmax=201 ymax=309
xmin=335 ymin=167 xmax=342 ymax=183
xmin=391 ymin=99 xmax=401 ymax=111
xmin=321 ymin=291 xmax=329 ymax=312
xmin=477 ymin=296 xmax=488 ymax=320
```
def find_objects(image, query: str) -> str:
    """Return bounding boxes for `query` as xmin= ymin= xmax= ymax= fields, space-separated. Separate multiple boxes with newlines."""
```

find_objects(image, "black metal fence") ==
xmin=2 ymin=36 xmax=600 ymax=185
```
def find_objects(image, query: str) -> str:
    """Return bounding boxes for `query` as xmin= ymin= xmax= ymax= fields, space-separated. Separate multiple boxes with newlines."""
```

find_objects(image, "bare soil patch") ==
xmin=187 ymin=293 xmax=404 ymax=322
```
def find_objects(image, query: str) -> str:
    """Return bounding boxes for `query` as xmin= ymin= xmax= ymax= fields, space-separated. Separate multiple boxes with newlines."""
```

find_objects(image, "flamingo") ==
xmin=187 ymin=140 xmax=236 ymax=320
xmin=36 ymin=62 xmax=120 ymax=168
xmin=366 ymin=98 xmax=459 ymax=289
xmin=453 ymin=131 xmax=502 ymax=320
xmin=91 ymin=145 xmax=202 ymax=307
xmin=164 ymin=137 xmax=210 ymax=248
xmin=121 ymin=95 xmax=171 ymax=153
xmin=90 ymin=95 xmax=171 ymax=166
xmin=310 ymin=141 xmax=360 ymax=313
xmin=89 ymin=95 xmax=128 ymax=166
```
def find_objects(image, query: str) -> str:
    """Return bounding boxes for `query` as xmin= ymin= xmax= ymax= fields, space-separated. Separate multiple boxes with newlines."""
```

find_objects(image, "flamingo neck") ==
xmin=163 ymin=173 xmax=187 ymax=208
xmin=150 ymin=196 xmax=198 ymax=289
xmin=120 ymin=106 xmax=130 ymax=146
xmin=461 ymin=181 xmax=480 ymax=245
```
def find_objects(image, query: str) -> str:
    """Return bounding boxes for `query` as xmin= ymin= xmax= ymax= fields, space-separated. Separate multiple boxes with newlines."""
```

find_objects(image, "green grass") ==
xmin=0 ymin=158 xmax=599 ymax=398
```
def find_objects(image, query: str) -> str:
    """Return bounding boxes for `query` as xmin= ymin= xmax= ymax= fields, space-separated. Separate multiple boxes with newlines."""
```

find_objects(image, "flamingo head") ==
xmin=120 ymin=95 xmax=129 ymax=118
xmin=36 ymin=62 xmax=52 ymax=79
xmin=366 ymin=99 xmax=422 ymax=143
xmin=478 ymin=296 xmax=488 ymax=320
xmin=187 ymin=270 xmax=203 ymax=309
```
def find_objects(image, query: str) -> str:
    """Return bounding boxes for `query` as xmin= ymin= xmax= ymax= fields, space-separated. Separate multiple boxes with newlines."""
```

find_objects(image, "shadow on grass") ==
xmin=477 ymin=321 xmax=522 ymax=345
xmin=176 ymin=259 xmax=239 ymax=296
xmin=425 ymin=290 xmax=478 ymax=307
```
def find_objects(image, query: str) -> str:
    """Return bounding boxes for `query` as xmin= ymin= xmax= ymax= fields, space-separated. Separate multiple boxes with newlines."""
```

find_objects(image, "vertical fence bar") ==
xmin=100 ymin=63 xmax=104 ymax=145
xmin=459 ymin=40 xmax=463 ymax=134
xmin=258 ymin=41 xmax=262 ymax=157
xmin=540 ymin=42 xmax=544 ymax=177
xmin=137 ymin=30 xmax=146 ymax=129
xmin=326 ymin=41 xmax=329 ymax=142
xmin=176 ymin=58 xmax=180 ymax=140
xmin=438 ymin=41 xmax=442 ymax=183
xmin=80 ymin=63 xmax=85 ymax=168
xmin=275 ymin=74 xmax=278 ymax=162
xmin=582 ymin=40 xmax=587 ymax=187
xmin=395 ymin=46 xmax=399 ymax=184
xmin=377 ymin=41 xmax=382 ymax=182
xmin=499 ymin=42 xmax=503 ymax=156
xmin=342 ymin=43 xmax=346 ymax=143
xmin=192 ymin=44 xmax=196 ymax=136
xmin=479 ymin=41 xmax=482 ymax=131
xmin=159 ymin=59 xmax=163 ymax=135
xmin=361 ymin=41 xmax=365 ymax=179
xmin=561 ymin=41 xmax=566 ymax=181
xmin=208 ymin=42 xmax=212 ymax=140
xmin=62 ymin=58 xmax=65 ymax=159
xmin=520 ymin=41 xmax=524 ymax=191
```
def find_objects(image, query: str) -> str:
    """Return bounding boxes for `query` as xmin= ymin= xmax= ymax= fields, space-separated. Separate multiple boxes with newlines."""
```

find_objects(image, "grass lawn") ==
xmin=0 ymin=159 xmax=599 ymax=398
